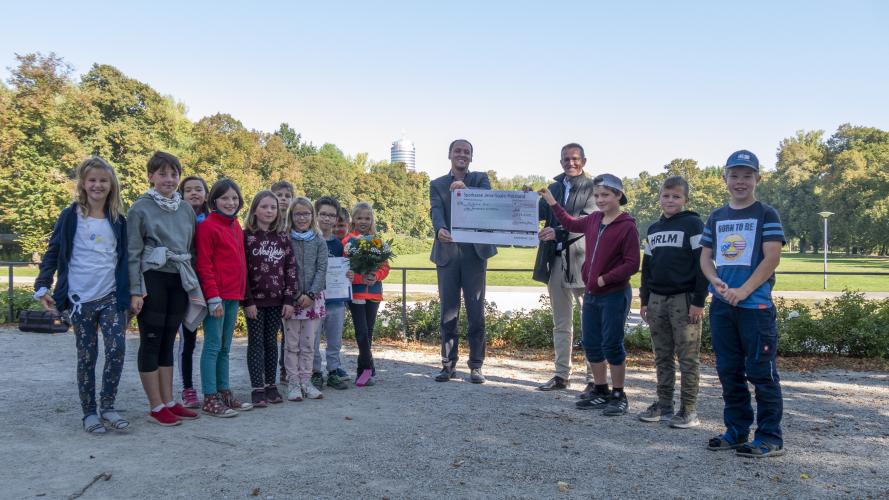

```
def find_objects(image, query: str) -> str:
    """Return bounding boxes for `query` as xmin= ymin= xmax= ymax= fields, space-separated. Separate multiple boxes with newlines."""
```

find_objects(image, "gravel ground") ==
xmin=1 ymin=328 xmax=887 ymax=499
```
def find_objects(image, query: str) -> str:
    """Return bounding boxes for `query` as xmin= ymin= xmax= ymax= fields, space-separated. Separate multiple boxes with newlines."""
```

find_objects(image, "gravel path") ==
xmin=1 ymin=328 xmax=887 ymax=499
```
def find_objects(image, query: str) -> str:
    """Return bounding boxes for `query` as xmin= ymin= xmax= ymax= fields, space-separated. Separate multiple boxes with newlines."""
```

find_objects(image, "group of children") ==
xmin=539 ymin=149 xmax=786 ymax=458
xmin=35 ymin=147 xmax=786 ymax=458
xmin=35 ymin=152 xmax=386 ymax=432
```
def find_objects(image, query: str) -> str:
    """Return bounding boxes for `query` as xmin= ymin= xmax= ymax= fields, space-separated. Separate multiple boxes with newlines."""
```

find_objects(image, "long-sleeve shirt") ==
xmin=640 ymin=210 xmax=709 ymax=307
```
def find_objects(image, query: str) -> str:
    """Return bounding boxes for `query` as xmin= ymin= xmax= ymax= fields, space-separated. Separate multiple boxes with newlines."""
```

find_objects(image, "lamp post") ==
xmin=818 ymin=211 xmax=834 ymax=289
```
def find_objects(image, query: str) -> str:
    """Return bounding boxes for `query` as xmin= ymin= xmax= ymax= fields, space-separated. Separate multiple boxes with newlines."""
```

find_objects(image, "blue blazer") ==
xmin=35 ymin=203 xmax=130 ymax=312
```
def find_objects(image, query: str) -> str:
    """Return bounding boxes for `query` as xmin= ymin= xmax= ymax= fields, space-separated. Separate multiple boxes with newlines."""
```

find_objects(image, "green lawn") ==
xmin=388 ymin=248 xmax=889 ymax=291
xmin=5 ymin=250 xmax=889 ymax=291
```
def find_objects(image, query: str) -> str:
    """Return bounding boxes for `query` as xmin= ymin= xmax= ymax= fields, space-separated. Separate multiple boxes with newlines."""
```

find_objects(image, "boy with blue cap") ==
xmin=700 ymin=150 xmax=786 ymax=457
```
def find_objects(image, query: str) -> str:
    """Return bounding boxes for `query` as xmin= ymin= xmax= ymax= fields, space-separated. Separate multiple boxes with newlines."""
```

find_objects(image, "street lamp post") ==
xmin=818 ymin=211 xmax=834 ymax=289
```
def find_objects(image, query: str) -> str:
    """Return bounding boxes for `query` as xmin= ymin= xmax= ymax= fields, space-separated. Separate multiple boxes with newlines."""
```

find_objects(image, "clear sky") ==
xmin=2 ymin=1 xmax=888 ymax=179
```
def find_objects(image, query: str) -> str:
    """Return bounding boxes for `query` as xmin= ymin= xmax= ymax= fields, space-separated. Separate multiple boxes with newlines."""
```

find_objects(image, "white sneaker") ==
xmin=288 ymin=384 xmax=304 ymax=402
xmin=303 ymin=382 xmax=324 ymax=400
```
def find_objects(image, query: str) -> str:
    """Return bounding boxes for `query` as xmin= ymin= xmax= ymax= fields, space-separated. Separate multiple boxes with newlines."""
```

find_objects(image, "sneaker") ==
xmin=219 ymin=389 xmax=253 ymax=412
xmin=638 ymin=402 xmax=674 ymax=423
xmin=280 ymin=367 xmax=288 ymax=384
xmin=470 ymin=368 xmax=486 ymax=384
xmin=669 ymin=409 xmax=700 ymax=429
xmin=251 ymin=389 xmax=268 ymax=408
xmin=287 ymin=384 xmax=304 ymax=402
xmin=202 ymin=394 xmax=237 ymax=418
xmin=576 ymin=389 xmax=610 ymax=410
xmin=265 ymin=385 xmax=283 ymax=404
xmin=168 ymin=402 xmax=200 ymax=420
xmin=735 ymin=440 xmax=786 ymax=458
xmin=335 ymin=368 xmax=351 ymax=380
xmin=603 ymin=392 xmax=629 ymax=416
xmin=181 ymin=388 xmax=200 ymax=409
xmin=149 ymin=406 xmax=183 ymax=425
xmin=538 ymin=376 xmax=568 ymax=391
xmin=303 ymin=383 xmax=324 ymax=400
xmin=435 ymin=367 xmax=457 ymax=382
xmin=327 ymin=373 xmax=349 ymax=390
xmin=310 ymin=372 xmax=324 ymax=391
xmin=577 ymin=382 xmax=597 ymax=400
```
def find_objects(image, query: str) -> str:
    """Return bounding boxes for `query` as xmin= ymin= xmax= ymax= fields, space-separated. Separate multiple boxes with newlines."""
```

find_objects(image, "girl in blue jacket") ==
xmin=34 ymin=157 xmax=131 ymax=434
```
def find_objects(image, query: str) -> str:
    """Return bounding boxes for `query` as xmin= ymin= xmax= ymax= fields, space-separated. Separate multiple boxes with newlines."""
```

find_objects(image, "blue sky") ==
xmin=2 ymin=1 xmax=888 ymax=179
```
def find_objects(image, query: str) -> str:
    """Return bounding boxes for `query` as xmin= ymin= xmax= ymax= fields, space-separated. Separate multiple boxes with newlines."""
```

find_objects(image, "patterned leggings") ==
xmin=71 ymin=293 xmax=127 ymax=416
xmin=246 ymin=306 xmax=283 ymax=388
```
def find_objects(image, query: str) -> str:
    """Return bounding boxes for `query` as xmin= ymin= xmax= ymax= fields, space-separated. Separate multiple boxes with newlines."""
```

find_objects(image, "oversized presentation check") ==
xmin=450 ymin=189 xmax=539 ymax=247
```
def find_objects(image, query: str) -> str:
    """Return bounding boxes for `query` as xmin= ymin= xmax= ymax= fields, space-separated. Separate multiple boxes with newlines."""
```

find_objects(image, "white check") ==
xmin=450 ymin=189 xmax=538 ymax=247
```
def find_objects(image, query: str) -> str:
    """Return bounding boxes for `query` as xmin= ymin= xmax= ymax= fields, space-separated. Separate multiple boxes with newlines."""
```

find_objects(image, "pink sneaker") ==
xmin=356 ymin=369 xmax=372 ymax=387
xmin=181 ymin=388 xmax=200 ymax=409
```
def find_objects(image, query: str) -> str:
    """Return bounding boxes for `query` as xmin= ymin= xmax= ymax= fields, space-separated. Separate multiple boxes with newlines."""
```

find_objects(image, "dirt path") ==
xmin=1 ymin=328 xmax=887 ymax=499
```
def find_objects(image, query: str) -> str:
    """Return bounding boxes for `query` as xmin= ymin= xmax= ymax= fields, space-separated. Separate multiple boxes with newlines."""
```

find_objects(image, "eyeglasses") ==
xmin=318 ymin=212 xmax=338 ymax=219
xmin=293 ymin=212 xmax=313 ymax=219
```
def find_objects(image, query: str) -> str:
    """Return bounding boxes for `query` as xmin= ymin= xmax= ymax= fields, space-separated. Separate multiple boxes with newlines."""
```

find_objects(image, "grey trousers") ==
xmin=548 ymin=257 xmax=593 ymax=381
xmin=313 ymin=302 xmax=346 ymax=374
xmin=438 ymin=245 xmax=487 ymax=369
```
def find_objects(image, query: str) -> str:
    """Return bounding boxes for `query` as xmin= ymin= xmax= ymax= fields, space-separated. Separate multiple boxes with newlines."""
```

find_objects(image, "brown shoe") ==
xmin=219 ymin=389 xmax=254 ymax=411
xmin=202 ymin=394 xmax=237 ymax=418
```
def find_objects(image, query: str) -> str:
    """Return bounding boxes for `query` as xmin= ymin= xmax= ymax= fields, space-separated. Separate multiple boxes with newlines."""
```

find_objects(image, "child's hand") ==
xmin=711 ymin=278 xmax=729 ymax=296
xmin=244 ymin=305 xmax=257 ymax=320
xmin=346 ymin=270 xmax=355 ymax=280
xmin=639 ymin=305 xmax=648 ymax=324
xmin=282 ymin=304 xmax=294 ymax=320
xmin=297 ymin=295 xmax=313 ymax=309
xmin=688 ymin=305 xmax=704 ymax=324
xmin=537 ymin=188 xmax=557 ymax=206
xmin=130 ymin=295 xmax=143 ymax=315
xmin=722 ymin=288 xmax=750 ymax=307
xmin=39 ymin=295 xmax=58 ymax=314
xmin=210 ymin=303 xmax=224 ymax=318
xmin=364 ymin=274 xmax=378 ymax=286
xmin=597 ymin=276 xmax=606 ymax=287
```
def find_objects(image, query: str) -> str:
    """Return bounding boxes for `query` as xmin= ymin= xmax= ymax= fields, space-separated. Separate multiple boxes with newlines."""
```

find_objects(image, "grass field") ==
xmin=5 ymin=249 xmax=889 ymax=291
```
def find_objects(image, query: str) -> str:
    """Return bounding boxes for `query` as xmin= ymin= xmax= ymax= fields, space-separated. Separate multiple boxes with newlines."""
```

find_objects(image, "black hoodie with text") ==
xmin=640 ymin=210 xmax=709 ymax=307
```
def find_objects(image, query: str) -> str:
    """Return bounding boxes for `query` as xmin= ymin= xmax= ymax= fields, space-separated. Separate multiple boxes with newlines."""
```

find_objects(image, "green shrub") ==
xmin=0 ymin=285 xmax=42 ymax=323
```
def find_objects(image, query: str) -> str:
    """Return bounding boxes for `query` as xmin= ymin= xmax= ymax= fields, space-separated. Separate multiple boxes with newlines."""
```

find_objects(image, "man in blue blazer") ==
xmin=429 ymin=139 xmax=497 ymax=384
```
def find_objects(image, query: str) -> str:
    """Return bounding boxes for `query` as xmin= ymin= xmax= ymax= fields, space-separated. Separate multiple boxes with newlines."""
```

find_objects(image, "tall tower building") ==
xmin=390 ymin=136 xmax=416 ymax=171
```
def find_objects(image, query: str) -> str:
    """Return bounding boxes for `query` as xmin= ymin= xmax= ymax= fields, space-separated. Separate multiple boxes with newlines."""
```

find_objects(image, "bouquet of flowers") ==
xmin=344 ymin=234 xmax=395 ymax=275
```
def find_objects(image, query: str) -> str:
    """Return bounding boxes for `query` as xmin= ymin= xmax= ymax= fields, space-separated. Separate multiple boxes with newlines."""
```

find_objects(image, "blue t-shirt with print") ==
xmin=701 ymin=201 xmax=785 ymax=309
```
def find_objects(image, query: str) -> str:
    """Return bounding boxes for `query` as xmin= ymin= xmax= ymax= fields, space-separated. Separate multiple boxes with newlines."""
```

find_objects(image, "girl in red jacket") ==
xmin=343 ymin=202 xmax=390 ymax=387
xmin=540 ymin=173 xmax=640 ymax=417
xmin=196 ymin=179 xmax=252 ymax=417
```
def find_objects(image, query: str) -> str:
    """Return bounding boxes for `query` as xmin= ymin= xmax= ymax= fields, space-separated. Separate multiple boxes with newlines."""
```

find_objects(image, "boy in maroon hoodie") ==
xmin=540 ymin=173 xmax=640 ymax=416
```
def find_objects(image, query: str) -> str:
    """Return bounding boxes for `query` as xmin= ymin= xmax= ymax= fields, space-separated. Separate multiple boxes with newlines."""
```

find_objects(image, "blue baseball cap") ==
xmin=725 ymin=150 xmax=759 ymax=171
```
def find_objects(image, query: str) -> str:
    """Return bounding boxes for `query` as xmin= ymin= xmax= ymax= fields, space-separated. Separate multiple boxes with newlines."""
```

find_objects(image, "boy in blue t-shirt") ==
xmin=700 ymin=150 xmax=786 ymax=458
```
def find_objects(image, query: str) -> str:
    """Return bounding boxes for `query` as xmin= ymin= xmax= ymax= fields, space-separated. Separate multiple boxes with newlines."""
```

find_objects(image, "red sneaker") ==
xmin=148 ymin=407 xmax=181 ymax=426
xmin=169 ymin=402 xmax=200 ymax=420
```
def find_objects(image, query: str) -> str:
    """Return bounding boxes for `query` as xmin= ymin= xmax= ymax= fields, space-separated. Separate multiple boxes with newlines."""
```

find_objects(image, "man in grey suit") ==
xmin=533 ymin=143 xmax=597 ymax=396
xmin=429 ymin=139 xmax=497 ymax=384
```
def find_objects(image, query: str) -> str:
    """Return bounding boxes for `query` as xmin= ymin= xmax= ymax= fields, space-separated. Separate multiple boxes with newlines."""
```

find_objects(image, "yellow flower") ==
xmin=372 ymin=238 xmax=381 ymax=248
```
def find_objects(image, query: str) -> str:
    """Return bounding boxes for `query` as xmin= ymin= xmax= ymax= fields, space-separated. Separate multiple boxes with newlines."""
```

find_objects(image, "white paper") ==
xmin=450 ymin=189 xmax=539 ymax=247
xmin=325 ymin=257 xmax=353 ymax=300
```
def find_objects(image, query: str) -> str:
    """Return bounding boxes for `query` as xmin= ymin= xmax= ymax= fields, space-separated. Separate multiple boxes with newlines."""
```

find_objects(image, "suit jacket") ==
xmin=532 ymin=172 xmax=596 ymax=285
xmin=429 ymin=171 xmax=498 ymax=266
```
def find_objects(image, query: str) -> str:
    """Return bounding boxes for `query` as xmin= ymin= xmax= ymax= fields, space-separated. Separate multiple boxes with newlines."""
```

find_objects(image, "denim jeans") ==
xmin=581 ymin=287 xmax=632 ymax=365
xmin=200 ymin=300 xmax=240 ymax=395
xmin=314 ymin=302 xmax=346 ymax=373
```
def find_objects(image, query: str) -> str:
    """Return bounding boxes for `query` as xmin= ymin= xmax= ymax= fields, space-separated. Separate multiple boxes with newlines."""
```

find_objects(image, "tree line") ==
xmin=2 ymin=53 xmax=888 ymax=257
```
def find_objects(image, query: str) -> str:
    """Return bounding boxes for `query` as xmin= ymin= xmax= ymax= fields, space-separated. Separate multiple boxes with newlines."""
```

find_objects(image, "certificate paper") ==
xmin=325 ymin=257 xmax=352 ymax=300
xmin=450 ymin=189 xmax=538 ymax=247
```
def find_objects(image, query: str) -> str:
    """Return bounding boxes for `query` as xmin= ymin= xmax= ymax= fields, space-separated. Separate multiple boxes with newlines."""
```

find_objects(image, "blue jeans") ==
xmin=581 ymin=287 xmax=631 ymax=365
xmin=710 ymin=298 xmax=783 ymax=447
xmin=314 ymin=302 xmax=346 ymax=373
xmin=201 ymin=300 xmax=239 ymax=395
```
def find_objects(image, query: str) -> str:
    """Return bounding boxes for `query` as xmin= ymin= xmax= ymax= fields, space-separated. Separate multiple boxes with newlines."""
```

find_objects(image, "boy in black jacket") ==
xmin=638 ymin=176 xmax=708 ymax=428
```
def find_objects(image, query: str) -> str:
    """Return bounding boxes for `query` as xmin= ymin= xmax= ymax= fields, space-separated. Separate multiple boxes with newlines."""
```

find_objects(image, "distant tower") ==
xmin=390 ymin=135 xmax=416 ymax=171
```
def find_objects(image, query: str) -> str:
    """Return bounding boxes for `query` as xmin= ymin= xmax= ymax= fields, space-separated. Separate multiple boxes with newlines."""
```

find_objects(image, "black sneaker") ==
xmin=576 ymin=390 xmax=610 ymax=410
xmin=603 ymin=392 xmax=629 ymax=416
xmin=435 ymin=367 xmax=457 ymax=382
xmin=310 ymin=372 xmax=324 ymax=390
xmin=577 ymin=383 xmax=599 ymax=400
